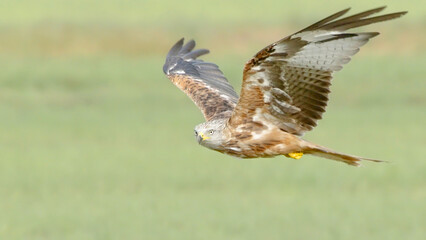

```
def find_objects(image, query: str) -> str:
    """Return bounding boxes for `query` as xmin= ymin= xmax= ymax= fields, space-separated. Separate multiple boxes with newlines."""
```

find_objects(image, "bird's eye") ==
xmin=194 ymin=130 xmax=198 ymax=136
xmin=209 ymin=130 xmax=214 ymax=134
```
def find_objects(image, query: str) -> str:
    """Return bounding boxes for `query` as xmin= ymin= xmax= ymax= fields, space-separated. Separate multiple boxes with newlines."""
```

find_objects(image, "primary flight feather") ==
xmin=162 ymin=6 xmax=406 ymax=166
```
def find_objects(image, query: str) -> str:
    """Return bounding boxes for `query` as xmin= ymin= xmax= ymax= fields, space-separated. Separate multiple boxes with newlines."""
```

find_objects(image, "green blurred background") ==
xmin=0 ymin=0 xmax=425 ymax=239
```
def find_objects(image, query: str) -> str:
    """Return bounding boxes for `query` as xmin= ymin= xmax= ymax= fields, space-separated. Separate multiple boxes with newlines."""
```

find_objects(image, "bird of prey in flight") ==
xmin=162 ymin=7 xmax=406 ymax=166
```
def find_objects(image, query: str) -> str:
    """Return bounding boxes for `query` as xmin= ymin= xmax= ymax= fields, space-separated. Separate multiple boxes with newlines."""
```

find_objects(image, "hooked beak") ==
xmin=197 ymin=132 xmax=210 ymax=143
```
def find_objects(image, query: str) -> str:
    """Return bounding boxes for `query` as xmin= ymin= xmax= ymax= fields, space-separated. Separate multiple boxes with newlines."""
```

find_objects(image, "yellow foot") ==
xmin=287 ymin=152 xmax=303 ymax=160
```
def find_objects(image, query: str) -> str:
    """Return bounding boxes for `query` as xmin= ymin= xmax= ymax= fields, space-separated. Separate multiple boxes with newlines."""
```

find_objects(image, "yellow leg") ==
xmin=287 ymin=152 xmax=304 ymax=160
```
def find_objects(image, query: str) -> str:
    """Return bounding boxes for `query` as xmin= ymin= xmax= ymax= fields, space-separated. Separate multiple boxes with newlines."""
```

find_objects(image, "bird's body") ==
xmin=217 ymin=126 xmax=306 ymax=159
xmin=163 ymin=7 xmax=406 ymax=166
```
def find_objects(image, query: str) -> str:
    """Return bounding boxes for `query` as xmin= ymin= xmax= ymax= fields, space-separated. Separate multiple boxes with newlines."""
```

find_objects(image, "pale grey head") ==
xmin=194 ymin=119 xmax=227 ymax=151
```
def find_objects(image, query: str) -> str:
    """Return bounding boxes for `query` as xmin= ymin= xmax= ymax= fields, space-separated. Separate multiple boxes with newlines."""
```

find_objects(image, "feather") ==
xmin=229 ymin=7 xmax=406 ymax=135
xmin=163 ymin=39 xmax=238 ymax=121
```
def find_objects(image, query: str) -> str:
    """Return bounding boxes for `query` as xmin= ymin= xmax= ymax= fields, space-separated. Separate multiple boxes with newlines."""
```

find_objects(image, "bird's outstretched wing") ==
xmin=163 ymin=38 xmax=239 ymax=121
xmin=228 ymin=7 xmax=406 ymax=135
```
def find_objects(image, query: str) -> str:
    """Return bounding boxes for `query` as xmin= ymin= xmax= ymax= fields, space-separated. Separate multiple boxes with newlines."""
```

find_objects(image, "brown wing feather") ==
xmin=229 ymin=7 xmax=406 ymax=135
xmin=163 ymin=38 xmax=239 ymax=121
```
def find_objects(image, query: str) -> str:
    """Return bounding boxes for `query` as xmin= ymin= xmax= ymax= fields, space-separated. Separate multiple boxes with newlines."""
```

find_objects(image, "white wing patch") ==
xmin=287 ymin=33 xmax=374 ymax=71
xmin=174 ymin=69 xmax=186 ymax=74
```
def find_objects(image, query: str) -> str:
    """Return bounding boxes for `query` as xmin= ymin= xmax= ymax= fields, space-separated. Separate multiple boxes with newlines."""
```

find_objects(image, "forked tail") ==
xmin=304 ymin=143 xmax=383 ymax=166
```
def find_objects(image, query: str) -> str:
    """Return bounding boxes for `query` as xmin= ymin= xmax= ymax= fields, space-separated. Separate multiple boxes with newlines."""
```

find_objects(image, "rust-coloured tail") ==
xmin=304 ymin=143 xmax=383 ymax=166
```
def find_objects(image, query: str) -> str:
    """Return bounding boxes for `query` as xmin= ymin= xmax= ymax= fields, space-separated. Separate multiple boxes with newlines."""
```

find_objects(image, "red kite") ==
xmin=163 ymin=7 xmax=406 ymax=166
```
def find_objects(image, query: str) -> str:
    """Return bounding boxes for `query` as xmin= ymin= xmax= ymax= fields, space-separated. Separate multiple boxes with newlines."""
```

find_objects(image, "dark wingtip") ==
xmin=369 ymin=32 xmax=380 ymax=38
xmin=183 ymin=49 xmax=210 ymax=60
xmin=297 ymin=7 xmax=351 ymax=33
xmin=388 ymin=11 xmax=408 ymax=18
xmin=166 ymin=38 xmax=185 ymax=58
xmin=163 ymin=38 xmax=212 ymax=75
xmin=375 ymin=6 xmax=387 ymax=11
xmin=180 ymin=39 xmax=196 ymax=54
xmin=399 ymin=11 xmax=408 ymax=16
xmin=336 ymin=7 xmax=352 ymax=17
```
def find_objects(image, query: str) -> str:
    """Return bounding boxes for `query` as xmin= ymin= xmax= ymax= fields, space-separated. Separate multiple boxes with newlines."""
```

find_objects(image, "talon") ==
xmin=287 ymin=152 xmax=303 ymax=160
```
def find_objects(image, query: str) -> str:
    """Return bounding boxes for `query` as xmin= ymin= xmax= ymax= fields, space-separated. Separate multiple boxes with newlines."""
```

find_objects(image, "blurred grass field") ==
xmin=0 ymin=0 xmax=425 ymax=239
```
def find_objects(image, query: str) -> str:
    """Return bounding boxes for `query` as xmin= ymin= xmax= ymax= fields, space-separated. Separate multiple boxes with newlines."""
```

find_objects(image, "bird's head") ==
xmin=194 ymin=120 xmax=226 ymax=150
